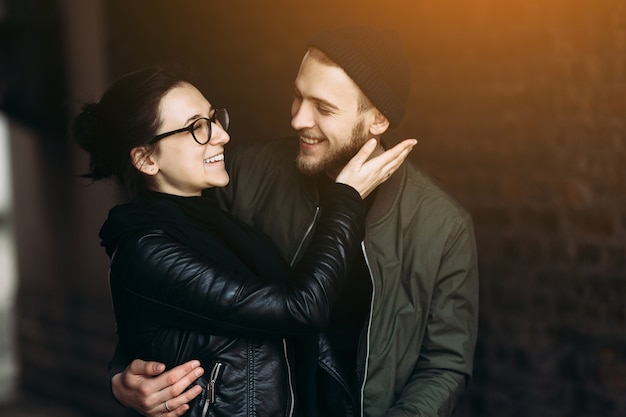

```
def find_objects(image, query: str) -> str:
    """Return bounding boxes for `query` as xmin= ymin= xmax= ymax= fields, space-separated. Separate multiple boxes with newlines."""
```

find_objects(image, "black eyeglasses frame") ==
xmin=150 ymin=107 xmax=229 ymax=145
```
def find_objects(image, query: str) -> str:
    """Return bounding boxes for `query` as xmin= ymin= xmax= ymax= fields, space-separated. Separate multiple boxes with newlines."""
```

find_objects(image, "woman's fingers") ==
xmin=348 ymin=138 xmax=378 ymax=166
xmin=159 ymin=384 xmax=203 ymax=416
xmin=335 ymin=138 xmax=417 ymax=198
xmin=377 ymin=139 xmax=418 ymax=177
xmin=158 ymin=365 xmax=205 ymax=410
xmin=370 ymin=139 xmax=417 ymax=172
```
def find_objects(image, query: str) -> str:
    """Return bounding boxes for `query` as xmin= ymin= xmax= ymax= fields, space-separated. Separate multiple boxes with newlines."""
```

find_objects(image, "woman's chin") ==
xmin=207 ymin=174 xmax=230 ymax=189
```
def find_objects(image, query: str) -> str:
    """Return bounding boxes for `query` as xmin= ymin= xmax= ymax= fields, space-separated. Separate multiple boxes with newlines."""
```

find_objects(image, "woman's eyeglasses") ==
xmin=150 ymin=108 xmax=229 ymax=145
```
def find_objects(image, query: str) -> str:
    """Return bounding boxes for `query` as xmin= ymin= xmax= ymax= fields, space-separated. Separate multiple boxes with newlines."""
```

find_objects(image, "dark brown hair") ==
xmin=72 ymin=67 xmax=187 ymax=201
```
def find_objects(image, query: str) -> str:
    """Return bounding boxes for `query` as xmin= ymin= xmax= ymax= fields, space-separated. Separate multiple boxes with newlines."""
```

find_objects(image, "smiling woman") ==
xmin=129 ymin=82 xmax=231 ymax=196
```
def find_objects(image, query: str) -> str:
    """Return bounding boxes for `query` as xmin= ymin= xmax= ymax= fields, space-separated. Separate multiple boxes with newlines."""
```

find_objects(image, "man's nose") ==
xmin=291 ymin=102 xmax=314 ymax=130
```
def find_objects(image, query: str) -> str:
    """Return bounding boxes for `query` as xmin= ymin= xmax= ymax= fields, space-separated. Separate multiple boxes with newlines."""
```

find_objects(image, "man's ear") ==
xmin=130 ymin=146 xmax=159 ymax=176
xmin=369 ymin=111 xmax=390 ymax=136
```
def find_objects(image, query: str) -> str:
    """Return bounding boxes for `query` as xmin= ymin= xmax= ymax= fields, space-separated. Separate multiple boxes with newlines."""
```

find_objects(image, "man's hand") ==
xmin=111 ymin=359 xmax=205 ymax=417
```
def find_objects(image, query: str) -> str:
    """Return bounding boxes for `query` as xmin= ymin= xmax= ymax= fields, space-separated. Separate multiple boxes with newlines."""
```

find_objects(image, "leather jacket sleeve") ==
xmin=110 ymin=183 xmax=365 ymax=337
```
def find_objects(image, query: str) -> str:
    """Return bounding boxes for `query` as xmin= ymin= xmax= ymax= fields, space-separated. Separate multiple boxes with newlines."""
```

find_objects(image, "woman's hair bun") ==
xmin=72 ymin=102 xmax=113 ymax=179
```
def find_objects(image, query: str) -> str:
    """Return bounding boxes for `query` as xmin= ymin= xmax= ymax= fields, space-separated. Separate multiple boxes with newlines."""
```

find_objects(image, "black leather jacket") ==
xmin=102 ymin=185 xmax=365 ymax=417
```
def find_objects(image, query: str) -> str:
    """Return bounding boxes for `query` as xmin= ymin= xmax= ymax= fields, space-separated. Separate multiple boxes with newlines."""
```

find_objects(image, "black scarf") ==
xmin=99 ymin=189 xmax=292 ymax=281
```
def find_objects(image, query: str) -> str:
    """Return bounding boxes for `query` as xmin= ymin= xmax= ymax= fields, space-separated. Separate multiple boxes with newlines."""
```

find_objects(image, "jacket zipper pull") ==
xmin=201 ymin=362 xmax=223 ymax=417
xmin=208 ymin=378 xmax=217 ymax=404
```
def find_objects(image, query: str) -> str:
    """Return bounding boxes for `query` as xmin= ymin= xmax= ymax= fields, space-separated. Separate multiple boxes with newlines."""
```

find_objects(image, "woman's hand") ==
xmin=111 ymin=359 xmax=204 ymax=417
xmin=335 ymin=138 xmax=417 ymax=199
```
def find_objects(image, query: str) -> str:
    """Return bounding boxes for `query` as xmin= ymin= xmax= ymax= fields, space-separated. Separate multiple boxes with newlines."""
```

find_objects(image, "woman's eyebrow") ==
xmin=183 ymin=111 xmax=208 ymax=125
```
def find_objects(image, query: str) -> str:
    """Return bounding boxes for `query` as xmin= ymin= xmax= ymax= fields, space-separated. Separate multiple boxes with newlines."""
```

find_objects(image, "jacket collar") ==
xmin=365 ymin=162 xmax=407 ymax=227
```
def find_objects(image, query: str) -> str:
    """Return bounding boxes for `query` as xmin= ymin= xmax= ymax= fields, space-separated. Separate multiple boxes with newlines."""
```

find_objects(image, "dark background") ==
xmin=0 ymin=0 xmax=624 ymax=416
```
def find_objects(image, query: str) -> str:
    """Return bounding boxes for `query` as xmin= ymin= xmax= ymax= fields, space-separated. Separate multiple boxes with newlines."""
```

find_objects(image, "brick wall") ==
xmin=393 ymin=2 xmax=626 ymax=415
xmin=9 ymin=0 xmax=625 ymax=416
xmin=106 ymin=1 xmax=626 ymax=415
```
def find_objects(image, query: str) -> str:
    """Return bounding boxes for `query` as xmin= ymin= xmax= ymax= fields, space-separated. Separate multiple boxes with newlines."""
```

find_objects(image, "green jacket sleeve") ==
xmin=388 ymin=212 xmax=479 ymax=417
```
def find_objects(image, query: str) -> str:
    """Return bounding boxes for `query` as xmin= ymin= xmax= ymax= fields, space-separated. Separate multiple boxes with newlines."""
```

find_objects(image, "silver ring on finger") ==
xmin=165 ymin=400 xmax=172 ymax=412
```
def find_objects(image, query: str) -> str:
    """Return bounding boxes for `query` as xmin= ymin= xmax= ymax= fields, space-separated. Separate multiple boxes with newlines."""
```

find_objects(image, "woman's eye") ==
xmin=192 ymin=120 xmax=206 ymax=131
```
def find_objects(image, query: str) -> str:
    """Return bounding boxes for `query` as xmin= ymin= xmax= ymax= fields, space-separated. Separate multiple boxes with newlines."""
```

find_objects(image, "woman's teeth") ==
xmin=204 ymin=154 xmax=224 ymax=164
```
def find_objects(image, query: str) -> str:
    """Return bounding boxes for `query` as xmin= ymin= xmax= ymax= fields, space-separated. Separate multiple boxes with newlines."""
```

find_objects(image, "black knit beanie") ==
xmin=307 ymin=25 xmax=411 ymax=127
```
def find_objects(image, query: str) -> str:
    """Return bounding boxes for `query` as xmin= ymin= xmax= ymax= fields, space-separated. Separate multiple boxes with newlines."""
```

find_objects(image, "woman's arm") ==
xmin=112 ymin=182 xmax=365 ymax=335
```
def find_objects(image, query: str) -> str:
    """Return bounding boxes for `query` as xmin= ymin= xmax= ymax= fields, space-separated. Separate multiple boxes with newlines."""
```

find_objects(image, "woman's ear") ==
xmin=130 ymin=146 xmax=159 ymax=176
xmin=369 ymin=110 xmax=390 ymax=136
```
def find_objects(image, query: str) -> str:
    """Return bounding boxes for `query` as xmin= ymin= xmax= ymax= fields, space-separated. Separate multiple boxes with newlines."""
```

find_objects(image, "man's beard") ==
xmin=296 ymin=118 xmax=369 ymax=177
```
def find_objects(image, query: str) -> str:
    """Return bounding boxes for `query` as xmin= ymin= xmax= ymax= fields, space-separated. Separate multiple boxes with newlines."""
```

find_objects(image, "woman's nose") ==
xmin=210 ymin=123 xmax=230 ymax=145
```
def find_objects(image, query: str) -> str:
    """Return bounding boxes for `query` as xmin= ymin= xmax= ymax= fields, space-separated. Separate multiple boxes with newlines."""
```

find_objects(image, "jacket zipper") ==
xmin=282 ymin=339 xmax=295 ymax=417
xmin=201 ymin=361 xmax=223 ymax=417
xmin=358 ymin=242 xmax=375 ymax=417
xmin=289 ymin=206 xmax=321 ymax=267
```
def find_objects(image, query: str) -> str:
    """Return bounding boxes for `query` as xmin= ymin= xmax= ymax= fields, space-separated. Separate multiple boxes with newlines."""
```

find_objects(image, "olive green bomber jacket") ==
xmin=218 ymin=137 xmax=479 ymax=417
